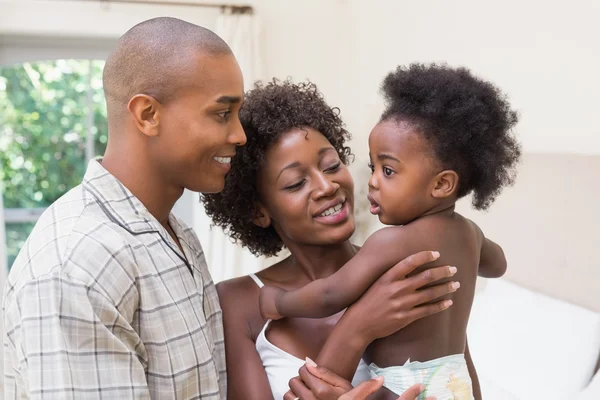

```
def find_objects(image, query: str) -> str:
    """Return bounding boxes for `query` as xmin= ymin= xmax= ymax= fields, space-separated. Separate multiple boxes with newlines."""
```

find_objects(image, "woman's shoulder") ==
xmin=215 ymin=260 xmax=287 ymax=298
xmin=216 ymin=264 xmax=297 ymax=340
xmin=216 ymin=274 xmax=267 ymax=338
xmin=216 ymin=273 xmax=264 ymax=310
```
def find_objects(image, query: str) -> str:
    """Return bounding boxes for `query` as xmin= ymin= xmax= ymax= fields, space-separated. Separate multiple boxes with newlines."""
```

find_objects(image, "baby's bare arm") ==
xmin=469 ymin=220 xmax=507 ymax=278
xmin=269 ymin=227 xmax=418 ymax=318
xmin=479 ymin=237 xmax=507 ymax=278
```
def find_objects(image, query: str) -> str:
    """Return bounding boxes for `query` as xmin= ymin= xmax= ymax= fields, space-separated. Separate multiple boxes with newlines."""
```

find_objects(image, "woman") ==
xmin=203 ymin=80 xmax=471 ymax=400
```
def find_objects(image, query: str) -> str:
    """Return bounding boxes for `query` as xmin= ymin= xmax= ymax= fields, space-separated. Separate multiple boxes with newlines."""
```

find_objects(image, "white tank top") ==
xmin=250 ymin=274 xmax=371 ymax=400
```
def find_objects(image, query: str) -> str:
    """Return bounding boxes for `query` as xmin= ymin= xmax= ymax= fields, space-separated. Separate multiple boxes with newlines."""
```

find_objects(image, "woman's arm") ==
xmin=316 ymin=251 xmax=458 ymax=380
xmin=284 ymin=251 xmax=458 ymax=399
xmin=217 ymin=278 xmax=274 ymax=400
xmin=261 ymin=227 xmax=422 ymax=320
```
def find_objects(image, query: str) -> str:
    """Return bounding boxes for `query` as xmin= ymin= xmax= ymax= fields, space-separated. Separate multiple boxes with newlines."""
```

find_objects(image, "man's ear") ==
xmin=253 ymin=203 xmax=272 ymax=228
xmin=127 ymin=94 xmax=161 ymax=137
xmin=431 ymin=170 xmax=459 ymax=199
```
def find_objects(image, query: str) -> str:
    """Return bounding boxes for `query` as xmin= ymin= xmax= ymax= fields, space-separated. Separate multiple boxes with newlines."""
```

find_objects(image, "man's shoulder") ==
xmin=7 ymin=186 xmax=137 ymax=295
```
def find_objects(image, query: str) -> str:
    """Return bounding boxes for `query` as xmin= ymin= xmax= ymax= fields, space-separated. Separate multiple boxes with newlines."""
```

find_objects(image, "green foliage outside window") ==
xmin=0 ymin=59 xmax=107 ymax=268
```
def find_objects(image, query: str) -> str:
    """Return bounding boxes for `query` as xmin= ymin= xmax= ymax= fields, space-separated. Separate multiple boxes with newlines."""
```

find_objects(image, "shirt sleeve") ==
xmin=4 ymin=271 xmax=151 ymax=399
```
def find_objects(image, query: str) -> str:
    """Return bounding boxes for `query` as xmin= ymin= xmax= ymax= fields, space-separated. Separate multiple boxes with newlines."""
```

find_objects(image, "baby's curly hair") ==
xmin=202 ymin=79 xmax=352 ymax=257
xmin=381 ymin=63 xmax=521 ymax=210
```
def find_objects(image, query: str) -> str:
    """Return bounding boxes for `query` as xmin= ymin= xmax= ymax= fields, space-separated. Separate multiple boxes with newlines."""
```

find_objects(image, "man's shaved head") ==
xmin=103 ymin=17 xmax=232 ymax=113
xmin=101 ymin=17 xmax=245 ymax=196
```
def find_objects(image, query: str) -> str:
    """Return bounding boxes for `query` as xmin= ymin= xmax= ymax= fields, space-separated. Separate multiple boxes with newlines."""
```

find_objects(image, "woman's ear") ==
xmin=253 ymin=203 xmax=272 ymax=228
xmin=431 ymin=170 xmax=459 ymax=199
xmin=127 ymin=94 xmax=161 ymax=137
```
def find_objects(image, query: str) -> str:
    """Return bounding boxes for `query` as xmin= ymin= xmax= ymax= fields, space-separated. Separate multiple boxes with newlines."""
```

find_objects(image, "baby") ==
xmin=259 ymin=63 xmax=521 ymax=399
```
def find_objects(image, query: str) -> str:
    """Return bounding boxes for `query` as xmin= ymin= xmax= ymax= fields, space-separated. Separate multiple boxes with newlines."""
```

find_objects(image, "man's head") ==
xmin=103 ymin=17 xmax=246 ymax=194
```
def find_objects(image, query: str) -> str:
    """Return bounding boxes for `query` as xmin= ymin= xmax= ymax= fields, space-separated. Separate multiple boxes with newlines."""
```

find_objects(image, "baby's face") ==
xmin=367 ymin=119 xmax=439 ymax=225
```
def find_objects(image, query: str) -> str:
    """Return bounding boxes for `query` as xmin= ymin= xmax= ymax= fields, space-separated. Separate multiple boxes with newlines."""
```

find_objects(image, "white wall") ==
xmin=4 ymin=0 xmax=598 ymax=155
xmin=250 ymin=0 xmax=600 ymax=158
xmin=0 ymin=0 xmax=220 ymax=38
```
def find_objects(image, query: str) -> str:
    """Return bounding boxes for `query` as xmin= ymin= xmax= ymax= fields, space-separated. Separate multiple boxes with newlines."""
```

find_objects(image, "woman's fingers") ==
xmin=405 ymin=280 xmax=459 ymax=306
xmin=298 ymin=361 xmax=351 ymax=400
xmin=337 ymin=377 xmax=384 ymax=399
xmin=303 ymin=360 xmax=353 ymax=389
xmin=403 ymin=299 xmax=454 ymax=324
xmin=285 ymin=376 xmax=317 ymax=400
xmin=403 ymin=265 xmax=457 ymax=290
xmin=396 ymin=384 xmax=426 ymax=400
xmin=385 ymin=251 xmax=441 ymax=280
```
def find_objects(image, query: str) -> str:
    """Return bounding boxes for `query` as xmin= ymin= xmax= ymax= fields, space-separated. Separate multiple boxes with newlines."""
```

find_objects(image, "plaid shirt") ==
xmin=3 ymin=160 xmax=226 ymax=399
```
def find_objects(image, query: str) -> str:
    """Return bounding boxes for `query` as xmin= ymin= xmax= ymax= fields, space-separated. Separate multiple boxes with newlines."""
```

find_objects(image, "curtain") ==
xmin=193 ymin=8 xmax=267 ymax=283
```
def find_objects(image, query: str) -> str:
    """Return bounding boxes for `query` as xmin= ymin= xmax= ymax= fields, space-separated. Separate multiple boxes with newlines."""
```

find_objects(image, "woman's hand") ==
xmin=345 ymin=251 xmax=458 ymax=344
xmin=283 ymin=360 xmax=436 ymax=400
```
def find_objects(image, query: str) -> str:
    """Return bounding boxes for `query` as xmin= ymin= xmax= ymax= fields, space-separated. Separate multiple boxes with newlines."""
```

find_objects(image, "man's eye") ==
xmin=217 ymin=111 xmax=231 ymax=120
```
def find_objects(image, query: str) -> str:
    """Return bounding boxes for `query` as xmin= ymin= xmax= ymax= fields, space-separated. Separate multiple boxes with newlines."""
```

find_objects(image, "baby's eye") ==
xmin=383 ymin=167 xmax=394 ymax=176
xmin=367 ymin=162 xmax=374 ymax=173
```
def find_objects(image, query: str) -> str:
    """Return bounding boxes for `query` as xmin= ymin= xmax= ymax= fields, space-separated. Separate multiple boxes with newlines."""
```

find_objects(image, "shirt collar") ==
xmin=82 ymin=158 xmax=165 ymax=235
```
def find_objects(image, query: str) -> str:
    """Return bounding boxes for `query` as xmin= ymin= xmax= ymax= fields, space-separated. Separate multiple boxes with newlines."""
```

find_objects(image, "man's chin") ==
xmin=190 ymin=180 xmax=225 ymax=195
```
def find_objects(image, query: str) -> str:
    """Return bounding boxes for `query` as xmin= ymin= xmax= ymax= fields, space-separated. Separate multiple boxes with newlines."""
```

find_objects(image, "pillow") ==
xmin=467 ymin=278 xmax=600 ymax=400
xmin=577 ymin=369 xmax=600 ymax=400
xmin=477 ymin=376 xmax=520 ymax=400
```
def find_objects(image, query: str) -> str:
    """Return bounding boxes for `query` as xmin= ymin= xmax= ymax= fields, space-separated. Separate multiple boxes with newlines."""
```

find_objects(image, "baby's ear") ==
xmin=431 ymin=170 xmax=459 ymax=199
xmin=253 ymin=203 xmax=272 ymax=228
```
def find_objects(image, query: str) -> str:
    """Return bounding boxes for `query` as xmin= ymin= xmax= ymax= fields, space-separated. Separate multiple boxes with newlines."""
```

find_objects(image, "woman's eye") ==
xmin=325 ymin=162 xmax=341 ymax=172
xmin=284 ymin=180 xmax=305 ymax=190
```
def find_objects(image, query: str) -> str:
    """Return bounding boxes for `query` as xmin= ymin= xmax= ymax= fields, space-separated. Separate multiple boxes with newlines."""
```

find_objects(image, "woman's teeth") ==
xmin=214 ymin=157 xmax=231 ymax=164
xmin=320 ymin=202 xmax=343 ymax=217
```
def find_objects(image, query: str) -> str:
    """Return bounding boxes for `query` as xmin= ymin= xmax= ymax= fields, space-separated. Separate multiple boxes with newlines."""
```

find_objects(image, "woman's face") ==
xmin=256 ymin=127 xmax=356 ymax=247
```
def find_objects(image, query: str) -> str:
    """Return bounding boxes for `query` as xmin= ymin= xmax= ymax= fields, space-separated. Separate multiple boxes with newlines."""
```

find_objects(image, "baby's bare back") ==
xmin=364 ymin=212 xmax=482 ymax=367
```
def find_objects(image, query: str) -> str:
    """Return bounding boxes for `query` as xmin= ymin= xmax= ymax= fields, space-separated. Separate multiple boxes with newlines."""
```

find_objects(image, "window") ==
xmin=0 ymin=59 xmax=108 ymax=269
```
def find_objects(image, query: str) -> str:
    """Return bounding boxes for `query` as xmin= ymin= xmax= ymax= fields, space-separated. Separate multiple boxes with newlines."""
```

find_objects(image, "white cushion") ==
xmin=467 ymin=278 xmax=600 ymax=400
xmin=477 ymin=376 xmax=520 ymax=400
xmin=577 ymin=370 xmax=600 ymax=400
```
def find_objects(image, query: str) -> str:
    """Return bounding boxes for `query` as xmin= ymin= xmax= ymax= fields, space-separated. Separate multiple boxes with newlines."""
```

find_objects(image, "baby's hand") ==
xmin=259 ymin=285 xmax=285 ymax=320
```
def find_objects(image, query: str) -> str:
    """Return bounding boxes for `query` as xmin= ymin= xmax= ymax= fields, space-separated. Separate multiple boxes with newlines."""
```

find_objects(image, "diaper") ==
xmin=368 ymin=354 xmax=474 ymax=400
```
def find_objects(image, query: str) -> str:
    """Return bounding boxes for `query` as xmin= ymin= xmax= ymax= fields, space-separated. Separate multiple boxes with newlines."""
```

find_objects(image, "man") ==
xmin=4 ymin=17 xmax=244 ymax=399
xmin=3 ymin=17 xmax=447 ymax=399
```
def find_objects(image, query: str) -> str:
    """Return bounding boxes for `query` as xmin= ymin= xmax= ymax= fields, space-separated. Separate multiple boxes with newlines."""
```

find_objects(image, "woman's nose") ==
xmin=314 ymin=173 xmax=339 ymax=198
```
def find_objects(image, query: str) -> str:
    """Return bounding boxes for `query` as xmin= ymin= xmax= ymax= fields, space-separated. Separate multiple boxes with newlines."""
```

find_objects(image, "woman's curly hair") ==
xmin=202 ymin=79 xmax=352 ymax=257
xmin=381 ymin=63 xmax=521 ymax=210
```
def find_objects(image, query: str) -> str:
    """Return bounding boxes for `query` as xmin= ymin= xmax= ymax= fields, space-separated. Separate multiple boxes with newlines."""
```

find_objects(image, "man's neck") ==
xmin=101 ymin=149 xmax=183 ymax=227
